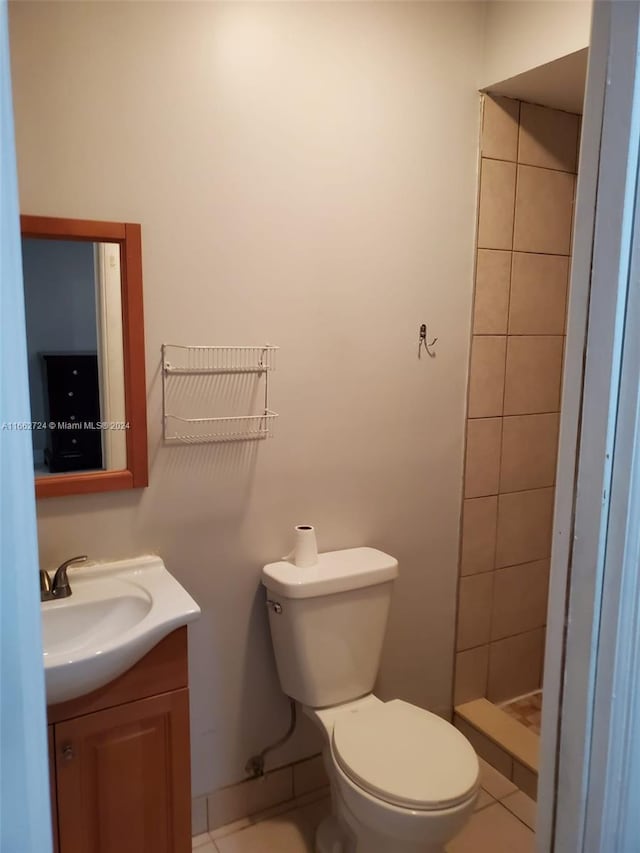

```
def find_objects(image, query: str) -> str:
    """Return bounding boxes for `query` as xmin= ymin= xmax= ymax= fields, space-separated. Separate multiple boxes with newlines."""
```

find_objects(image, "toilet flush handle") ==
xmin=266 ymin=599 xmax=282 ymax=614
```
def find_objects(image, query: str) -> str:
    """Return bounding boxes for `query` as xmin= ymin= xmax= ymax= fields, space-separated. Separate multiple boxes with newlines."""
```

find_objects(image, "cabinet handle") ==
xmin=61 ymin=743 xmax=74 ymax=762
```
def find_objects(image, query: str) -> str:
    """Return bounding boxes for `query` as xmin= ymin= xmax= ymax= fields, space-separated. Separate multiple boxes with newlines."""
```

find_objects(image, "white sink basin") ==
xmin=42 ymin=555 xmax=200 ymax=705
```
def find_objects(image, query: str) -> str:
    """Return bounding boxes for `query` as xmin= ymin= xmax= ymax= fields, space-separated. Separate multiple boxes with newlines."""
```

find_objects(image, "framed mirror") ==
xmin=21 ymin=215 xmax=148 ymax=499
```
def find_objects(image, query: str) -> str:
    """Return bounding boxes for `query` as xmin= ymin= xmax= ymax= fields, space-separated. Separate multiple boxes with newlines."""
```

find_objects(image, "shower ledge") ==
xmin=454 ymin=698 xmax=539 ymax=773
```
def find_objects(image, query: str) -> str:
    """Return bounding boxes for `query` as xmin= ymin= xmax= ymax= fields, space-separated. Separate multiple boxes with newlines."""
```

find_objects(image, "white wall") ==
xmin=9 ymin=1 xmax=484 ymax=797
xmin=482 ymin=0 xmax=591 ymax=90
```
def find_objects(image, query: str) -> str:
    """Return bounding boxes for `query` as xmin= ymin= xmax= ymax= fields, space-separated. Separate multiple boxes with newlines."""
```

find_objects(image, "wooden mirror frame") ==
xmin=21 ymin=215 xmax=148 ymax=499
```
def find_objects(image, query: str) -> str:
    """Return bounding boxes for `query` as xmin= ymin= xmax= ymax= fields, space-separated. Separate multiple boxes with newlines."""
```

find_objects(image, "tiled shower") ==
xmin=454 ymin=96 xmax=580 ymax=711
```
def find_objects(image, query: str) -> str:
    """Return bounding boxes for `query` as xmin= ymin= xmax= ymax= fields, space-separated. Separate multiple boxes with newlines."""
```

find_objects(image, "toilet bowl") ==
xmin=261 ymin=546 xmax=479 ymax=852
xmin=307 ymin=695 xmax=479 ymax=853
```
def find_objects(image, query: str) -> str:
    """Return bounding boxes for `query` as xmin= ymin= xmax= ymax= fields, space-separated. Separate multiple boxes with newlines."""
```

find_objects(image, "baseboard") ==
xmin=191 ymin=752 xmax=328 ymax=836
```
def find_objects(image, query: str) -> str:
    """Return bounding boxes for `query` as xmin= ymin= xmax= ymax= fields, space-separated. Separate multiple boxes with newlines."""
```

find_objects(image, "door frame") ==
xmin=538 ymin=1 xmax=640 ymax=849
xmin=94 ymin=241 xmax=127 ymax=470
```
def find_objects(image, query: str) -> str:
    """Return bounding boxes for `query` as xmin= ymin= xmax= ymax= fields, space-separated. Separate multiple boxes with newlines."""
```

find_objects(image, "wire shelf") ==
xmin=162 ymin=344 xmax=278 ymax=374
xmin=161 ymin=344 xmax=279 ymax=443
xmin=163 ymin=411 xmax=278 ymax=443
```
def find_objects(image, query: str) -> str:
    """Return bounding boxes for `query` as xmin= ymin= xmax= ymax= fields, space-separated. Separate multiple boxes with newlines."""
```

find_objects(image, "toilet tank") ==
xmin=261 ymin=547 xmax=398 ymax=708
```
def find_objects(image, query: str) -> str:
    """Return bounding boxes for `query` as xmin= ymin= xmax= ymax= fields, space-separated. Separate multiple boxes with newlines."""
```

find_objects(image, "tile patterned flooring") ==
xmin=501 ymin=691 xmax=543 ymax=736
xmin=192 ymin=758 xmax=536 ymax=852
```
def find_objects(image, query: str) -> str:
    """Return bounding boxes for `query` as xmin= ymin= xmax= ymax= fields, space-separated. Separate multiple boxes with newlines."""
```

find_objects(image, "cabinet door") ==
xmin=55 ymin=690 xmax=191 ymax=853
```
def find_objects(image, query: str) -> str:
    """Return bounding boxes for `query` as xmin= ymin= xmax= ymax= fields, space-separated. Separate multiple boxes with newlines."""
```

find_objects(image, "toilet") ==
xmin=262 ymin=546 xmax=479 ymax=853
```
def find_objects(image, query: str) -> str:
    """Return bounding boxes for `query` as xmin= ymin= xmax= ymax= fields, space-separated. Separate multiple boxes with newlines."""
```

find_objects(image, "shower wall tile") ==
xmin=482 ymin=95 xmax=520 ymax=161
xmin=454 ymin=646 xmax=489 ymax=705
xmin=513 ymin=165 xmax=575 ymax=254
xmin=460 ymin=496 xmax=498 ymax=576
xmin=487 ymin=628 xmax=545 ymax=703
xmin=508 ymin=253 xmax=569 ymax=335
xmin=467 ymin=336 xmax=506 ymax=418
xmin=518 ymin=102 xmax=580 ymax=173
xmin=495 ymin=488 xmax=555 ymax=568
xmin=457 ymin=95 xmax=579 ymax=705
xmin=464 ymin=418 xmax=502 ymax=499
xmin=500 ymin=413 xmax=560 ymax=493
xmin=503 ymin=336 xmax=564 ymax=415
xmin=491 ymin=560 xmax=550 ymax=641
xmin=457 ymin=573 xmax=494 ymax=651
xmin=477 ymin=159 xmax=517 ymax=250
xmin=474 ymin=249 xmax=512 ymax=334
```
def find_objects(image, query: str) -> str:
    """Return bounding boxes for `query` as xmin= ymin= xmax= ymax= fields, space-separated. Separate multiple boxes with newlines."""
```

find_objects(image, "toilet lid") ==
xmin=332 ymin=700 xmax=479 ymax=810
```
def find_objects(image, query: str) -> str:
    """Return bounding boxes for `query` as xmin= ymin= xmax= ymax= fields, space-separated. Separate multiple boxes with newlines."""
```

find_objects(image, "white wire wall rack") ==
xmin=162 ymin=344 xmax=279 ymax=443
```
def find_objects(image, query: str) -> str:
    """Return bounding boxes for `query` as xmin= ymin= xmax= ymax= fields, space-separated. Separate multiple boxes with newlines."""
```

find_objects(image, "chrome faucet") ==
xmin=39 ymin=569 xmax=52 ymax=600
xmin=40 ymin=556 xmax=88 ymax=601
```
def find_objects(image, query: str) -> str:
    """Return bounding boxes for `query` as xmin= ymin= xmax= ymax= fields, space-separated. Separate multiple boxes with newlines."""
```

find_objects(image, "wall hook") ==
xmin=418 ymin=323 xmax=437 ymax=359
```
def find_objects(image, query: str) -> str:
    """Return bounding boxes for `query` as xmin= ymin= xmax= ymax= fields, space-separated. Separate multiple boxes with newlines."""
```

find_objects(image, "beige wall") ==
xmin=482 ymin=0 xmax=591 ymax=89
xmin=455 ymin=96 xmax=580 ymax=707
xmin=9 ymin=2 xmax=484 ymax=797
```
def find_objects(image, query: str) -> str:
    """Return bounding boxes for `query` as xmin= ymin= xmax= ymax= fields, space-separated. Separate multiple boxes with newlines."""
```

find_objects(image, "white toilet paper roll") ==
xmin=286 ymin=525 xmax=318 ymax=568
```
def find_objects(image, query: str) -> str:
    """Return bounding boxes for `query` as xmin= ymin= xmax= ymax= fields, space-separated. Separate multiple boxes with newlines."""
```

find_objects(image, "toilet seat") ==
xmin=331 ymin=699 xmax=479 ymax=811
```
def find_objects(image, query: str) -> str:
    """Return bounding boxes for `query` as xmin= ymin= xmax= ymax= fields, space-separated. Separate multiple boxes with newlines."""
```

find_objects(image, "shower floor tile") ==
xmin=501 ymin=691 xmax=542 ymax=735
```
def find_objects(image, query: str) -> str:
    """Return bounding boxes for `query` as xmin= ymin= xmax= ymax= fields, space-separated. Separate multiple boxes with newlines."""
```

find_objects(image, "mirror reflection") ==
xmin=22 ymin=237 xmax=126 ymax=476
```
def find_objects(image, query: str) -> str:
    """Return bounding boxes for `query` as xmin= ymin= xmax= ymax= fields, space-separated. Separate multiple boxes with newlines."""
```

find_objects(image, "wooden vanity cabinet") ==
xmin=47 ymin=628 xmax=192 ymax=853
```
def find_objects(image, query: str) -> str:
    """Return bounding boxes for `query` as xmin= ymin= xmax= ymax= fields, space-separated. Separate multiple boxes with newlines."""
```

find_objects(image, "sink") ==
xmin=42 ymin=583 xmax=152 ymax=654
xmin=41 ymin=555 xmax=200 ymax=705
